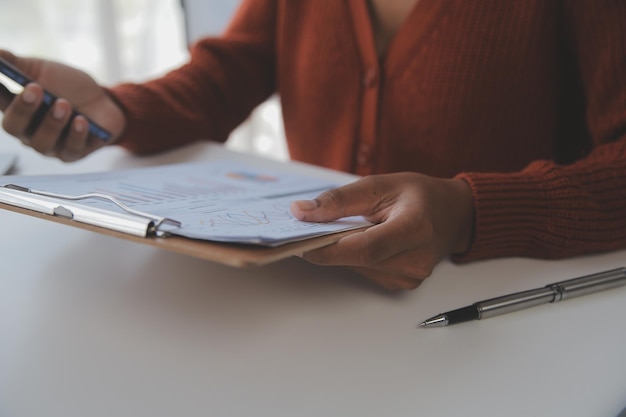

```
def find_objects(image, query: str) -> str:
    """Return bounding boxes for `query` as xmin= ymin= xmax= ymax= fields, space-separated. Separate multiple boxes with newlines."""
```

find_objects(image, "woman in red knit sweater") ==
xmin=1 ymin=0 xmax=626 ymax=290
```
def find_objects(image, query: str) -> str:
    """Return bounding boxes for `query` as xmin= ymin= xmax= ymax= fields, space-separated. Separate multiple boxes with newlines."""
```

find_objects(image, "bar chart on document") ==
xmin=1 ymin=161 xmax=369 ymax=245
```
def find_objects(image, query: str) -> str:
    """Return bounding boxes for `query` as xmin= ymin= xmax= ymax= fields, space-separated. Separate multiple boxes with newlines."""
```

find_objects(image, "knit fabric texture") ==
xmin=110 ymin=0 xmax=626 ymax=263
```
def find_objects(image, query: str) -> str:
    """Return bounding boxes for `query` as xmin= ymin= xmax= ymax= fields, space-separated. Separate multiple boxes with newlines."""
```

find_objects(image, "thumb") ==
xmin=0 ymin=50 xmax=44 ymax=81
xmin=290 ymin=179 xmax=382 ymax=222
xmin=0 ymin=50 xmax=16 ymax=63
xmin=0 ymin=50 xmax=26 ymax=73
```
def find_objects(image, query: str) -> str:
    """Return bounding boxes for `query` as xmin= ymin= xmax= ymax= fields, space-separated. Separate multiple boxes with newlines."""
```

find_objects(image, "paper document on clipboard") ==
xmin=0 ymin=160 xmax=370 ymax=246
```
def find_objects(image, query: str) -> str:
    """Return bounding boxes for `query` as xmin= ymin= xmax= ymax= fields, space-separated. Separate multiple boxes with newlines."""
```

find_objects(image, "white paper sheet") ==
xmin=1 ymin=161 xmax=370 ymax=245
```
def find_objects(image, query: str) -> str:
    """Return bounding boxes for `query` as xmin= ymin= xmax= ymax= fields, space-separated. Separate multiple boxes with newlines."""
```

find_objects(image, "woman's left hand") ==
xmin=290 ymin=172 xmax=474 ymax=290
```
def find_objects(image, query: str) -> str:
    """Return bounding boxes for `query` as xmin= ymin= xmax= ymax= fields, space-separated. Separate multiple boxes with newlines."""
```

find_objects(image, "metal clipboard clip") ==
xmin=0 ymin=184 xmax=181 ymax=237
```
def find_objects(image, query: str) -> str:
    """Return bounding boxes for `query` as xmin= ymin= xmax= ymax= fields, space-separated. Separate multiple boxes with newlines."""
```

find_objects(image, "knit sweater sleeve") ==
xmin=108 ymin=0 xmax=277 ymax=154
xmin=453 ymin=1 xmax=626 ymax=262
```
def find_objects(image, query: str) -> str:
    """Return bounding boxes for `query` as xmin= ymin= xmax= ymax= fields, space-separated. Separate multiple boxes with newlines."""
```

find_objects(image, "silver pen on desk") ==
xmin=419 ymin=267 xmax=626 ymax=328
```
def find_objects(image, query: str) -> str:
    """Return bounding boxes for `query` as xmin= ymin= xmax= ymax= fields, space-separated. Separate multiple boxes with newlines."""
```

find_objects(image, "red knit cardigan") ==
xmin=111 ymin=0 xmax=626 ymax=263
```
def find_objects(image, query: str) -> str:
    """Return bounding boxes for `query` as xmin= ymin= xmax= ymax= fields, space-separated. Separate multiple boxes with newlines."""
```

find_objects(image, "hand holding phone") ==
xmin=0 ymin=57 xmax=112 ymax=142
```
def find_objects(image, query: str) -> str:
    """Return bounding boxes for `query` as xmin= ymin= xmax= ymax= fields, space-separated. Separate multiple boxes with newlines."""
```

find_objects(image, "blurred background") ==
xmin=0 ymin=0 xmax=287 ymax=160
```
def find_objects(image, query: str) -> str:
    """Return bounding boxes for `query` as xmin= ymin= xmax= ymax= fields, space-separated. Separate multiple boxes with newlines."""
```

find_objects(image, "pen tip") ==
xmin=418 ymin=315 xmax=449 ymax=328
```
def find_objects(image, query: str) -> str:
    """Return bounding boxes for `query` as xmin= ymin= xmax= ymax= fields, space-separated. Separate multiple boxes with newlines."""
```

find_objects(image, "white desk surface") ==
xmin=1 ymin=134 xmax=625 ymax=417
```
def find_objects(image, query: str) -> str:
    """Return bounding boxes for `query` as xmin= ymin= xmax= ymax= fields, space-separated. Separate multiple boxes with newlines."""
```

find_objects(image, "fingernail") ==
xmin=22 ymin=89 xmax=36 ymax=104
xmin=73 ymin=119 xmax=85 ymax=133
xmin=52 ymin=105 xmax=66 ymax=120
xmin=294 ymin=199 xmax=318 ymax=211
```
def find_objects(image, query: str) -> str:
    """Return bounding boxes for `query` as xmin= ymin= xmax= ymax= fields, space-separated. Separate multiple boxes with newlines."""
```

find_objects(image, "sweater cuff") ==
xmin=104 ymin=85 xmax=216 ymax=155
xmin=104 ymin=86 xmax=151 ymax=153
xmin=451 ymin=168 xmax=551 ymax=263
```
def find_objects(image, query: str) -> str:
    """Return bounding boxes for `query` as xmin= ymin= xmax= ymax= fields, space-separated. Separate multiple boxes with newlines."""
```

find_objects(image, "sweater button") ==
xmin=363 ymin=67 xmax=378 ymax=88
xmin=357 ymin=144 xmax=371 ymax=165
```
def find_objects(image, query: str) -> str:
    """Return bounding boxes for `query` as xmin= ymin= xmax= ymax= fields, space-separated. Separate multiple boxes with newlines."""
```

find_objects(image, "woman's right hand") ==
xmin=0 ymin=50 xmax=126 ymax=161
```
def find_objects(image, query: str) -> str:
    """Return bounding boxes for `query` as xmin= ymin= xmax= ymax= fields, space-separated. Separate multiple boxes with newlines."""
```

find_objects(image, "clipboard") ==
xmin=0 ymin=158 xmax=368 ymax=267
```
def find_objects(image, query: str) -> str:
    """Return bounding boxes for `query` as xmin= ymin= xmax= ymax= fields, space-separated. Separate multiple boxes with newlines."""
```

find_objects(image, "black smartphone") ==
xmin=0 ymin=57 xmax=112 ymax=142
